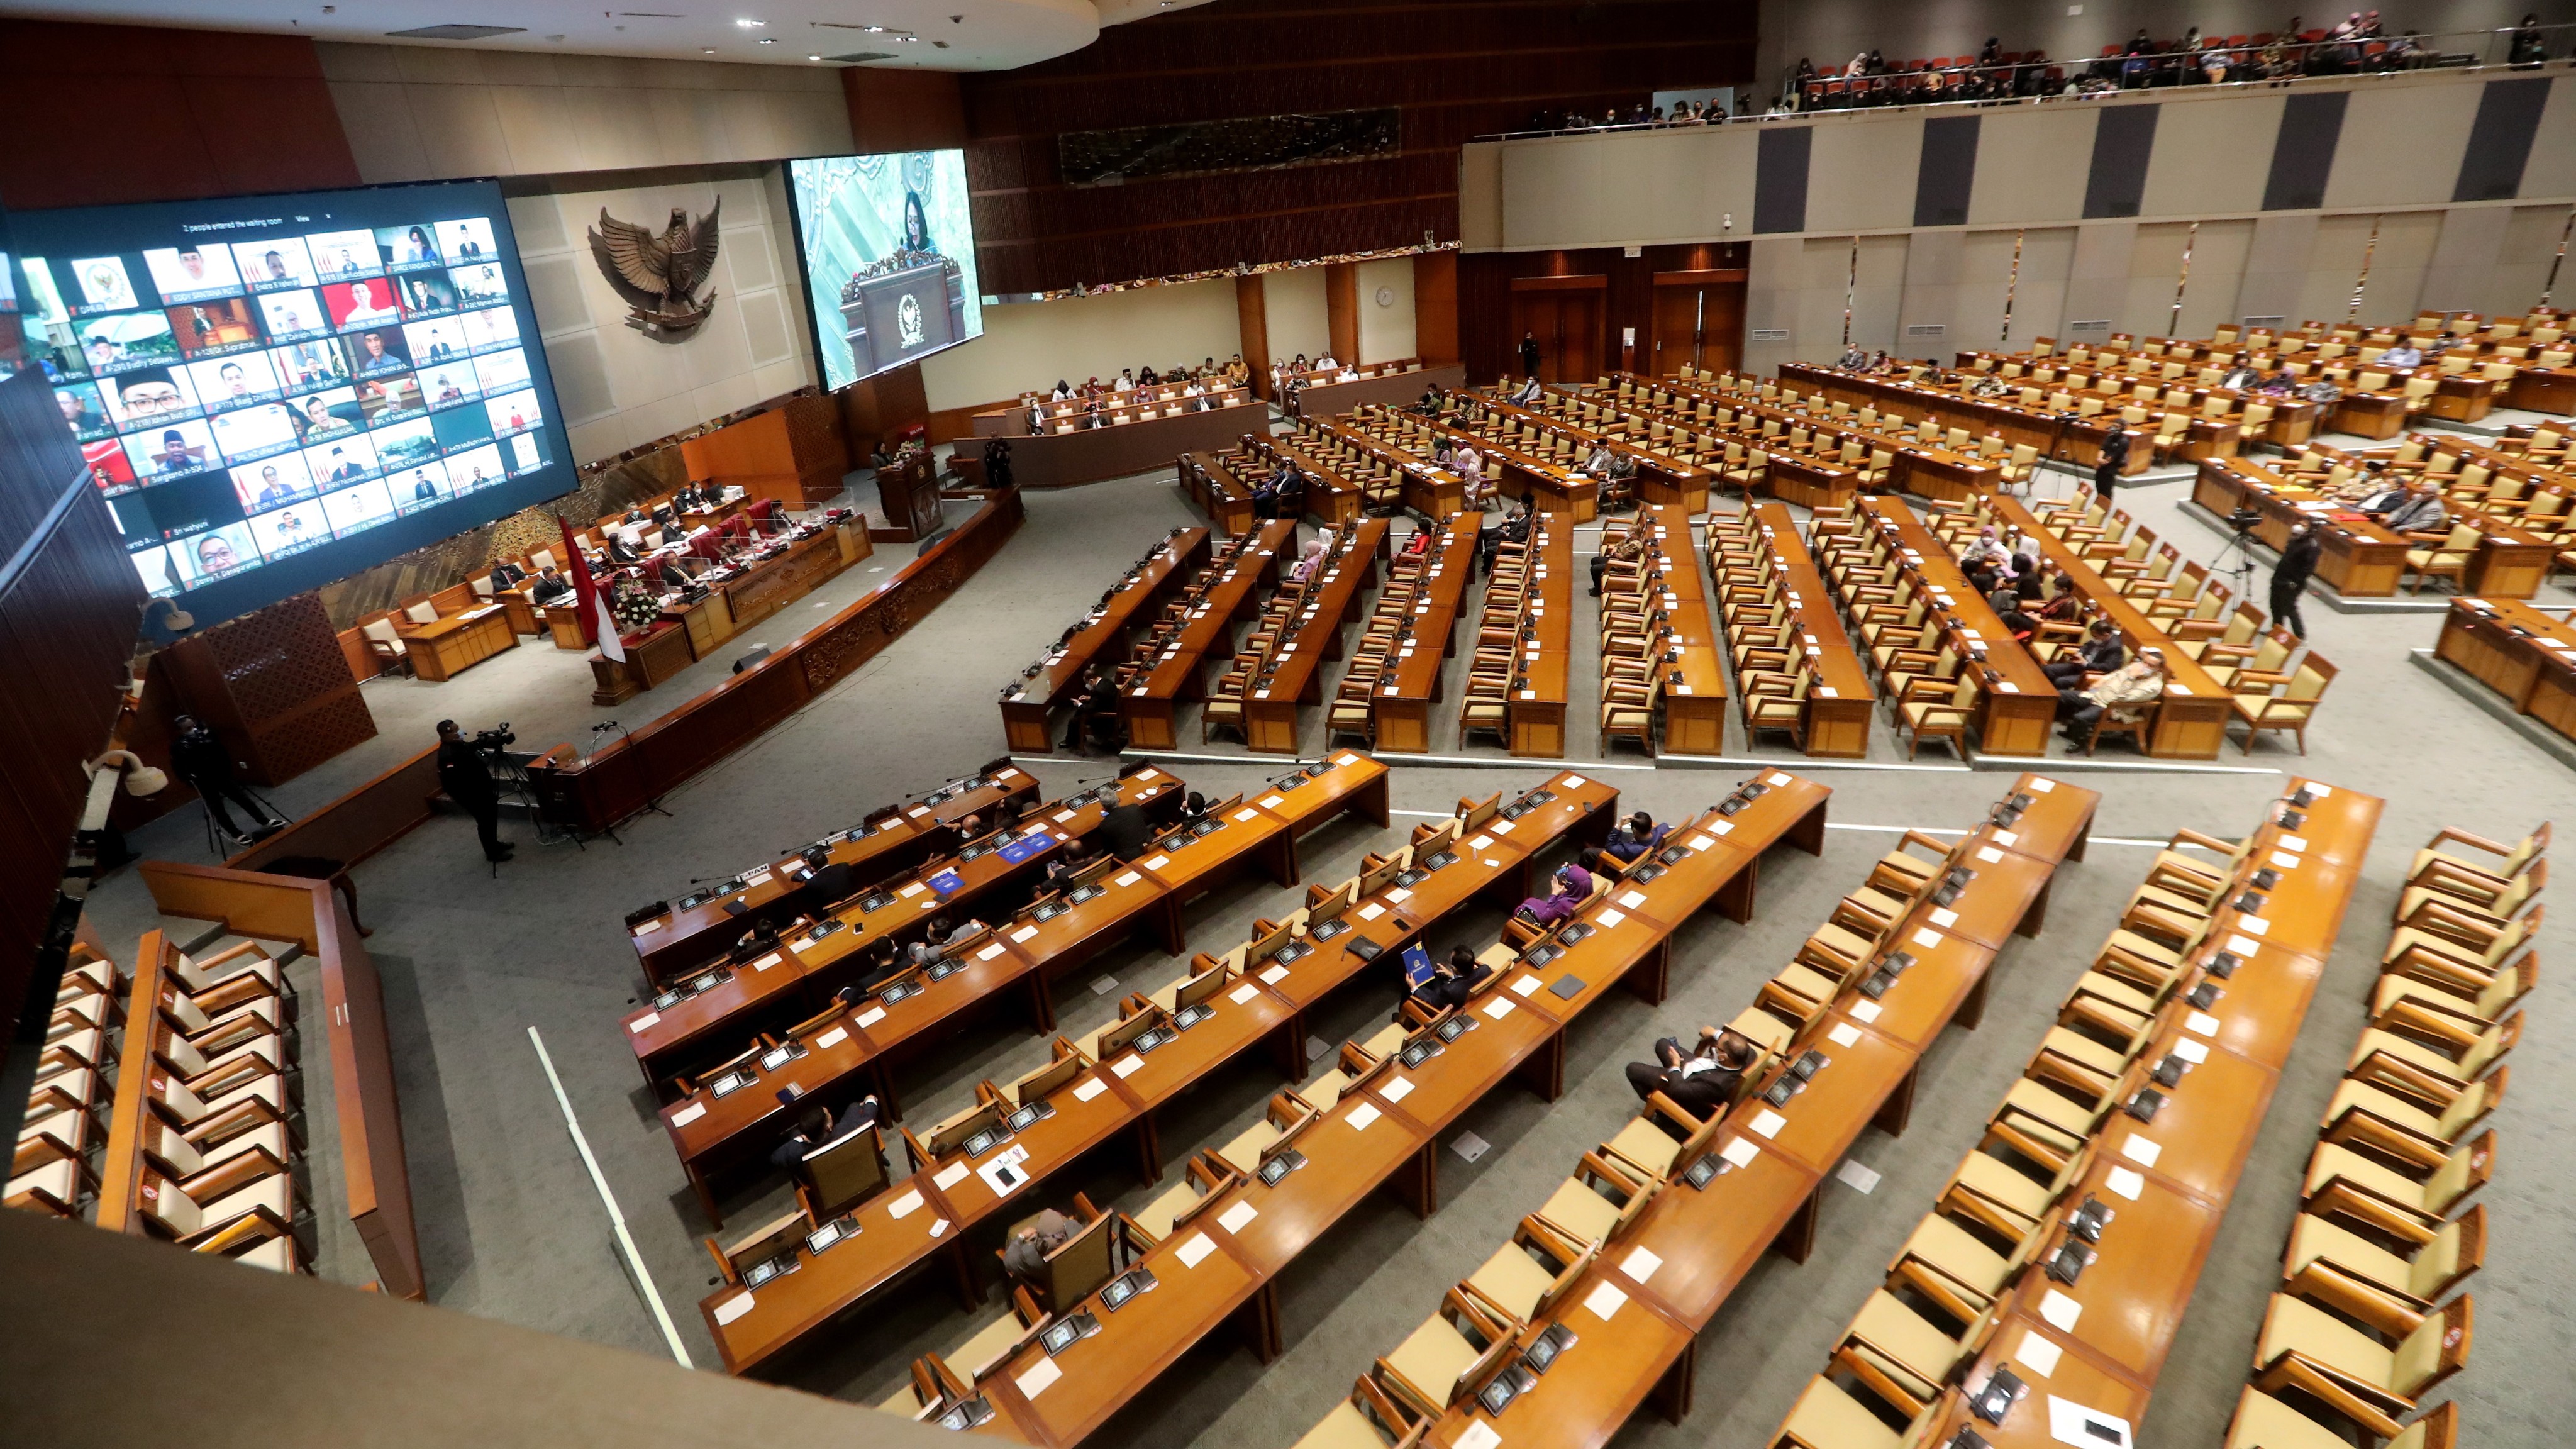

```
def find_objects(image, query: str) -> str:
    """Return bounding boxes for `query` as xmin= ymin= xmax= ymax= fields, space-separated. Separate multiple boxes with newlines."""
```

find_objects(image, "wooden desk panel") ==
xmin=1241 ymin=520 xmax=1390 ymax=754
xmin=1004 ymin=398 xmax=1266 ymax=489
xmin=1002 ymin=528 xmax=1212 ymax=750
xmin=718 ymin=526 xmax=855 ymax=634
xmin=1999 ymin=1158 xmax=2219 ymax=1384
xmin=1856 ymin=499 xmax=2058 ymax=756
xmin=1626 ymin=506 xmax=1727 ymax=756
xmin=1508 ymin=522 xmax=1574 ymax=757
xmin=1424 ymin=1267 xmax=1694 ymax=1449
xmin=399 ymin=605 xmax=516 ymax=682
xmin=1119 ymin=523 xmax=1291 ymax=750
xmin=2436 ymin=596 xmax=2576 ymax=745
xmin=1745 ymin=504 xmax=1874 ymax=756
xmin=1616 ymin=1132 xmax=1822 ymax=1325
xmin=1370 ymin=520 xmax=1479 ymax=753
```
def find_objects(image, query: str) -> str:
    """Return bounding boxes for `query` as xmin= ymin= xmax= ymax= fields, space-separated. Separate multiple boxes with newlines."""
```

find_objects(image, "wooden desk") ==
xmin=993 ymin=398 xmax=1263 ymax=489
xmin=1990 ymin=497 xmax=2233 ymax=759
xmin=1509 ymin=521 xmax=1574 ymax=757
xmin=587 ymin=619 xmax=695 ymax=704
xmin=1491 ymin=391 xmax=1713 ymax=512
xmin=2509 ymin=365 xmax=2576 ymax=414
xmin=1177 ymin=452 xmax=1256 ymax=536
xmin=1370 ymin=519 xmax=1480 ymax=753
xmin=1296 ymin=360 xmax=1463 ymax=416
xmin=1855 ymin=498 xmax=2058 ymax=757
xmin=1920 ymin=1315 xmax=2151 ymax=1449
xmin=397 ymin=604 xmax=516 ymax=682
xmin=1627 ymin=506 xmax=1727 ymax=755
xmin=1241 ymin=520 xmax=1390 ymax=754
xmin=1781 ymin=364 xmax=2148 ymax=475
xmin=625 ymin=765 xmax=1038 ymax=984
xmin=1744 ymin=504 xmax=1874 ymax=757
xmin=713 ymin=525 xmax=858 ymax=634
xmin=1001 ymin=528 xmax=1214 ymax=752
xmin=2435 ymin=596 xmax=2576 ymax=744
xmin=1609 ymin=373 xmax=2001 ymax=503
xmin=2192 ymin=460 xmax=2411 ymax=596
xmin=1118 ymin=523 xmax=1293 ymax=750
xmin=1241 ymin=750 xmax=1395 ymax=842
xmin=1999 ymin=1157 xmax=2219 ymax=1384
xmin=1423 ymin=1265 xmax=1696 ymax=1449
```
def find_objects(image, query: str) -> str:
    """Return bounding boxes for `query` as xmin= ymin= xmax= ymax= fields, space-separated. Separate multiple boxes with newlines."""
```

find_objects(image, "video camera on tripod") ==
xmin=2226 ymin=507 xmax=2263 ymax=535
xmin=468 ymin=721 xmax=518 ymax=755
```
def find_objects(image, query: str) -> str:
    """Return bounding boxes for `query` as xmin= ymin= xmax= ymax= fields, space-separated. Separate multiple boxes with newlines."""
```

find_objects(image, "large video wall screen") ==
xmin=787 ymin=151 xmax=983 ymax=391
xmin=13 ymin=179 xmax=574 ymax=628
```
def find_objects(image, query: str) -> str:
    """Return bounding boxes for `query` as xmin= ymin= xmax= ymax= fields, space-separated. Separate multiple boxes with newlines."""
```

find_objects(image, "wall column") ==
xmin=1414 ymin=252 xmax=1460 ymax=364
xmin=1324 ymin=263 xmax=1359 ymax=363
xmin=1237 ymin=275 xmax=1272 ymax=399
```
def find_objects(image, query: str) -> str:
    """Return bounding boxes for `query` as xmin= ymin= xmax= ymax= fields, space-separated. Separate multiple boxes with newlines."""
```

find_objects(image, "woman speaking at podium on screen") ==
xmin=799 ymin=149 xmax=979 ymax=387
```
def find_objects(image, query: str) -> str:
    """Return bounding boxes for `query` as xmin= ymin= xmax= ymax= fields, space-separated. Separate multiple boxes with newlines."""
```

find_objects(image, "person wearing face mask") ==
xmin=2272 ymin=519 xmax=2322 ymax=640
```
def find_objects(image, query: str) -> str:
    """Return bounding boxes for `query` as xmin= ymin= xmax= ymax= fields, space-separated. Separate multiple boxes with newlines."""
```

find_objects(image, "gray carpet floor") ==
xmin=80 ymin=424 xmax=2576 ymax=1448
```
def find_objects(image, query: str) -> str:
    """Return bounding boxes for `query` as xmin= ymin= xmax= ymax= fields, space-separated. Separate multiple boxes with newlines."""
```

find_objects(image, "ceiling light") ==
xmin=758 ymin=36 xmax=776 ymax=43
xmin=702 ymin=46 xmax=717 ymax=52
xmin=808 ymin=52 xmax=821 ymax=59
xmin=735 ymin=17 xmax=765 ymax=28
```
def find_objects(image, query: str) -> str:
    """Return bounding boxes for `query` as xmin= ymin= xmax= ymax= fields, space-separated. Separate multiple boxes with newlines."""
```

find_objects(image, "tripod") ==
xmin=196 ymin=781 xmax=284 ymax=859
xmin=2214 ymin=521 xmax=2265 ymax=602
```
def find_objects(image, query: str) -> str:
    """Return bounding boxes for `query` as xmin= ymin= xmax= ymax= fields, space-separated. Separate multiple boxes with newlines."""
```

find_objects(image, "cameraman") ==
xmin=171 ymin=714 xmax=285 ymax=844
xmin=435 ymin=720 xmax=512 ymax=862
xmin=2272 ymin=519 xmax=2321 ymax=640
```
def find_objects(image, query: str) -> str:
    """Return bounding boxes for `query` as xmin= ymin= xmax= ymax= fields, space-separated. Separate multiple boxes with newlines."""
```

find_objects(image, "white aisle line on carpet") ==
xmin=527 ymin=1026 xmax=693 ymax=1367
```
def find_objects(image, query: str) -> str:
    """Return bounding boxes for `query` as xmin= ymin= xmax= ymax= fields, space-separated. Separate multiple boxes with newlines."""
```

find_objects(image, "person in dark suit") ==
xmin=1580 ymin=811 xmax=1670 ymax=875
xmin=435 ymin=719 xmax=510 ymax=862
xmin=530 ymin=568 xmax=572 ymax=605
xmin=1519 ymin=331 xmax=1542 ymax=378
xmin=656 ymin=557 xmax=692 ymax=591
xmin=2272 ymin=519 xmax=2321 ymax=640
xmin=489 ymin=559 xmax=528 ymax=592
xmin=604 ymin=533 xmax=641 ymax=564
xmin=1002 ymin=1209 xmax=1075 ymax=1285
xmin=1097 ymin=801 xmax=1152 ymax=862
xmin=1624 ymin=1026 xmax=1758 ymax=1116
xmin=2041 ymin=619 xmax=2124 ymax=688
xmin=1407 ymin=947 xmax=1491 ymax=1014
xmin=767 ymin=1096 xmax=882 ymax=1174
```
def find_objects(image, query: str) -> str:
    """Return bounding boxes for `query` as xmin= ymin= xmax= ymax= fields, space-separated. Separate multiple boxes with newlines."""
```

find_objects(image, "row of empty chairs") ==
xmin=12 ymin=930 xmax=307 ymax=1276
xmin=1609 ymin=372 xmax=2025 ymax=501
xmin=1594 ymin=505 xmax=1728 ymax=755
xmin=1328 ymin=515 xmax=1479 ymax=750
xmin=1203 ymin=523 xmax=1385 ymax=748
xmin=2218 ymin=820 xmax=2539 ymax=1449
xmin=1457 ymin=513 xmax=1572 ymax=753
xmin=1709 ymin=506 xmax=1876 ymax=756
xmin=1770 ymin=777 xmax=2382 ymax=1448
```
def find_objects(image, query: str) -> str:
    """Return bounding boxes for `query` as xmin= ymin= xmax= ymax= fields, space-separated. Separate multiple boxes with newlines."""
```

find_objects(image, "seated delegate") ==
xmin=1516 ymin=863 xmax=1592 ymax=926
xmin=1579 ymin=811 xmax=1669 ymax=875
xmin=767 ymin=1096 xmax=882 ymax=1174
xmin=1623 ymin=1026 xmax=1759 ymax=1116
xmin=1406 ymin=946 xmax=1492 ymax=1015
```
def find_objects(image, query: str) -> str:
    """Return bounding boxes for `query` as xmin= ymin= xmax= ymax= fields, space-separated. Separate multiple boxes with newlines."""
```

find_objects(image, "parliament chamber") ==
xmin=5 ymin=6 xmax=2573 ymax=1449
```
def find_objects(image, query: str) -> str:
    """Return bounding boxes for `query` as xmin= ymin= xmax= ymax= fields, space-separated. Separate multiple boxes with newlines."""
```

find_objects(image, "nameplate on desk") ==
xmin=670 ymin=1102 xmax=707 ymax=1127
xmin=713 ymin=1291 xmax=757 ymax=1326
xmin=628 ymin=1013 xmax=660 ymax=1034
xmin=1174 ymin=1233 xmax=1218 ymax=1269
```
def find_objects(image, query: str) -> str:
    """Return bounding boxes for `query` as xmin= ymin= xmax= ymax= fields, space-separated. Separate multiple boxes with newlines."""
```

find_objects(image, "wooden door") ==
xmin=1650 ymin=278 xmax=1746 ymax=377
xmin=1510 ymin=284 xmax=1606 ymax=385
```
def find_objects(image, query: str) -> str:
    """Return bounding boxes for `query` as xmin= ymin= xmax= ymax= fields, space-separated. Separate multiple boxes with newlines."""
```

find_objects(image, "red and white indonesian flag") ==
xmin=558 ymin=516 xmax=625 ymax=662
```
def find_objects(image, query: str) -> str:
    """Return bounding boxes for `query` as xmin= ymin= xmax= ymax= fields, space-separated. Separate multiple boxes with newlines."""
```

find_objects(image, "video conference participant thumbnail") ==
xmin=144 ymin=245 xmax=243 ymax=304
xmin=187 ymin=350 xmax=284 ymax=413
xmin=233 ymin=237 xmax=315 ymax=291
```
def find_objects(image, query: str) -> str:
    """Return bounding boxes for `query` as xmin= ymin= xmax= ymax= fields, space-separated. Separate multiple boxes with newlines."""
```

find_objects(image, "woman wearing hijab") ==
xmin=1292 ymin=538 xmax=1327 ymax=583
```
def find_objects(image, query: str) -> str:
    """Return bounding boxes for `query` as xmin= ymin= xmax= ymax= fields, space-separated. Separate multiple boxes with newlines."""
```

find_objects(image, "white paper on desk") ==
xmin=2226 ymin=933 xmax=2262 ymax=957
xmin=1687 ymin=834 xmax=1716 ymax=850
xmin=1512 ymin=974 xmax=1543 ymax=997
xmin=1216 ymin=1201 xmax=1261 ymax=1235
xmin=1582 ymin=1280 xmax=1628 ymax=1321
xmin=1346 ymin=1102 xmax=1382 ymax=1131
xmin=2119 ymin=1133 xmax=2162 ymax=1168
xmin=632 ymin=919 xmax=662 ymax=938
xmin=933 ymin=1162 xmax=971 ymax=1190
xmin=1260 ymin=963 xmax=1290 ymax=985
xmin=1358 ymin=902 xmax=1387 ymax=921
xmin=1489 ymin=819 xmax=1516 ymax=835
xmin=2170 ymin=1037 xmax=2209 ymax=1065
xmin=2029 ymin=778 xmax=2055 ymax=793
xmin=2038 ymin=1288 xmax=2084 ymax=1331
xmin=1721 ymin=1136 xmax=1761 ymax=1167
xmin=1749 ymin=1108 xmax=1788 ymax=1138
xmin=1482 ymin=996 xmax=1516 ymax=1020
xmin=2185 ymin=1011 xmax=2221 ymax=1037
xmin=1913 ymin=926 xmax=1945 ymax=948
xmin=629 ymin=1012 xmax=661 ymax=1034
xmin=1455 ymin=1421 xmax=1503 ymax=1449
xmin=1850 ymin=999 xmax=1884 ymax=1024
xmin=1828 ymin=1022 xmax=1863 ymax=1048
xmin=1072 ymin=1078 xmax=1109 ymax=1102
xmin=1994 ymin=830 xmax=2019 ymax=847
xmin=888 ymin=1189 xmax=924 ymax=1219
xmin=1619 ymin=889 xmax=1650 ymax=909
xmin=2268 ymin=850 xmax=2302 ymax=870
xmin=713 ymin=1292 xmax=757 ymax=1326
xmin=899 ymin=882 xmax=926 ymax=897
xmin=1597 ymin=908 xmax=1626 ymax=928
xmin=750 ymin=950 xmax=784 ymax=971
xmin=1387 ymin=887 xmax=1413 ymax=904
xmin=670 ymin=1102 xmax=707 ymax=1127
xmin=1016 ymin=1357 xmax=1062 ymax=1399
xmin=1976 ymin=846 xmax=2006 ymax=864
xmin=1929 ymin=908 xmax=1959 ymax=928
xmin=2105 ymin=1165 xmax=2146 ymax=1202
xmin=2236 ymin=914 xmax=2270 ymax=937
xmin=1114 ymin=871 xmax=1141 ymax=887
xmin=1011 ymin=926 xmax=1039 ymax=943
xmin=1384 ymin=1076 xmax=1416 ymax=1103
xmin=2305 ymin=783 xmax=2332 ymax=798
xmin=1767 ymin=773 xmax=1793 ymax=787
xmin=977 ymin=942 xmax=1007 ymax=962
xmin=2279 ymin=833 xmax=2309 ymax=852
xmin=1260 ymin=795 xmax=1287 ymax=809
xmin=1620 ymin=1245 xmax=1664 ymax=1283
xmin=1467 ymin=835 xmax=1492 ymax=851
xmin=1226 ymin=983 xmax=1262 ymax=1006
xmin=1707 ymin=819 xmax=1734 ymax=836
xmin=1053 ymin=809 xmax=1075 ymax=823
xmin=2047 ymin=1396 xmax=2133 ymax=1449
xmin=1112 ymin=1054 xmax=1145 ymax=1079
xmin=2012 ymin=1329 xmax=2065 ymax=1379
xmin=908 ymin=806 xmax=931 ymax=817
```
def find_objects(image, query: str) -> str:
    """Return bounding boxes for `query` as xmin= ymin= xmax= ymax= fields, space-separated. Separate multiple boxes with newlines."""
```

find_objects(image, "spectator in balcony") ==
xmin=2511 ymin=13 xmax=2548 ymax=65
xmin=1979 ymin=36 xmax=2003 ymax=65
xmin=2121 ymin=29 xmax=2157 ymax=86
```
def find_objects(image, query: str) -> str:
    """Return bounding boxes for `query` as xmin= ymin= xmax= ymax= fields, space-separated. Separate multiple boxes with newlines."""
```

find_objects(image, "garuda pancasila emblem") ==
xmin=589 ymin=199 xmax=722 ymax=338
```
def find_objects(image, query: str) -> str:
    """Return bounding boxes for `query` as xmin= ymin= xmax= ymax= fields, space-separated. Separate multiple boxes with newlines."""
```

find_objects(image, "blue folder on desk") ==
xmin=927 ymin=869 xmax=966 ymax=896
xmin=997 ymin=835 xmax=1053 ymax=865
xmin=1401 ymin=944 xmax=1434 ymax=991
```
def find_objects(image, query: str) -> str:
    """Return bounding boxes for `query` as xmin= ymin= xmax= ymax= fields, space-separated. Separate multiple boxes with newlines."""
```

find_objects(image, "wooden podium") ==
xmin=872 ymin=452 xmax=943 ymax=542
xmin=839 ymin=259 xmax=967 ymax=377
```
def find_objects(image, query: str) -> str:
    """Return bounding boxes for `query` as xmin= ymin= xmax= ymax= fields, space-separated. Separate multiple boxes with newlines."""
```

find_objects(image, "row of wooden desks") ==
xmin=2435 ymin=596 xmax=2576 ymax=745
xmin=1904 ymin=777 xmax=2379 ymax=1449
xmin=1243 ymin=519 xmax=1392 ymax=753
xmin=1853 ymin=498 xmax=2058 ymax=757
xmin=1988 ymin=496 xmax=2236 ymax=759
xmin=1313 ymin=416 xmax=1470 ymax=519
xmin=1119 ymin=521 xmax=1297 ymax=750
xmin=1484 ymin=392 xmax=1712 ymax=512
xmin=1411 ymin=774 xmax=2096 ymax=1449
xmin=1951 ymin=348 xmax=2322 ymax=448
xmin=1368 ymin=518 xmax=1482 ymax=753
xmin=1425 ymin=409 xmax=1604 ymax=523
xmin=624 ymin=763 xmax=1041 ymax=984
xmin=1001 ymin=528 xmax=1214 ymax=751
xmin=1507 ymin=521 xmax=1575 ymax=757
xmin=1608 ymin=372 xmax=2002 ymax=503
xmin=1741 ymin=504 xmax=1875 ymax=757
xmin=2190 ymin=457 xmax=2414 ymax=596
xmin=1627 ymin=505 xmax=1728 ymax=755
xmin=696 ymin=762 xmax=1573 ymax=1379
xmin=1780 ymin=363 xmax=2149 ymax=475
xmin=969 ymin=777 xmax=1829 ymax=1445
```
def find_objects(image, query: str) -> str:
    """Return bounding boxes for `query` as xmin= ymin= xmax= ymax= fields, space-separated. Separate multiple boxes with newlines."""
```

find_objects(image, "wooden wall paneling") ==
xmin=1460 ymin=243 xmax=1749 ymax=384
xmin=680 ymin=395 xmax=853 ymax=508
xmin=1238 ymin=275 xmax=1273 ymax=399
xmin=0 ymin=363 xmax=146 ymax=1044
xmin=0 ymin=21 xmax=359 ymax=210
xmin=1325 ymin=263 xmax=1360 ymax=364
xmin=1414 ymin=251 xmax=1460 ymax=364
xmin=836 ymin=365 xmax=930 ymax=466
xmin=843 ymin=68 xmax=969 ymax=153
xmin=958 ymin=0 xmax=1757 ymax=295
xmin=158 ymin=592 xmax=375 ymax=788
